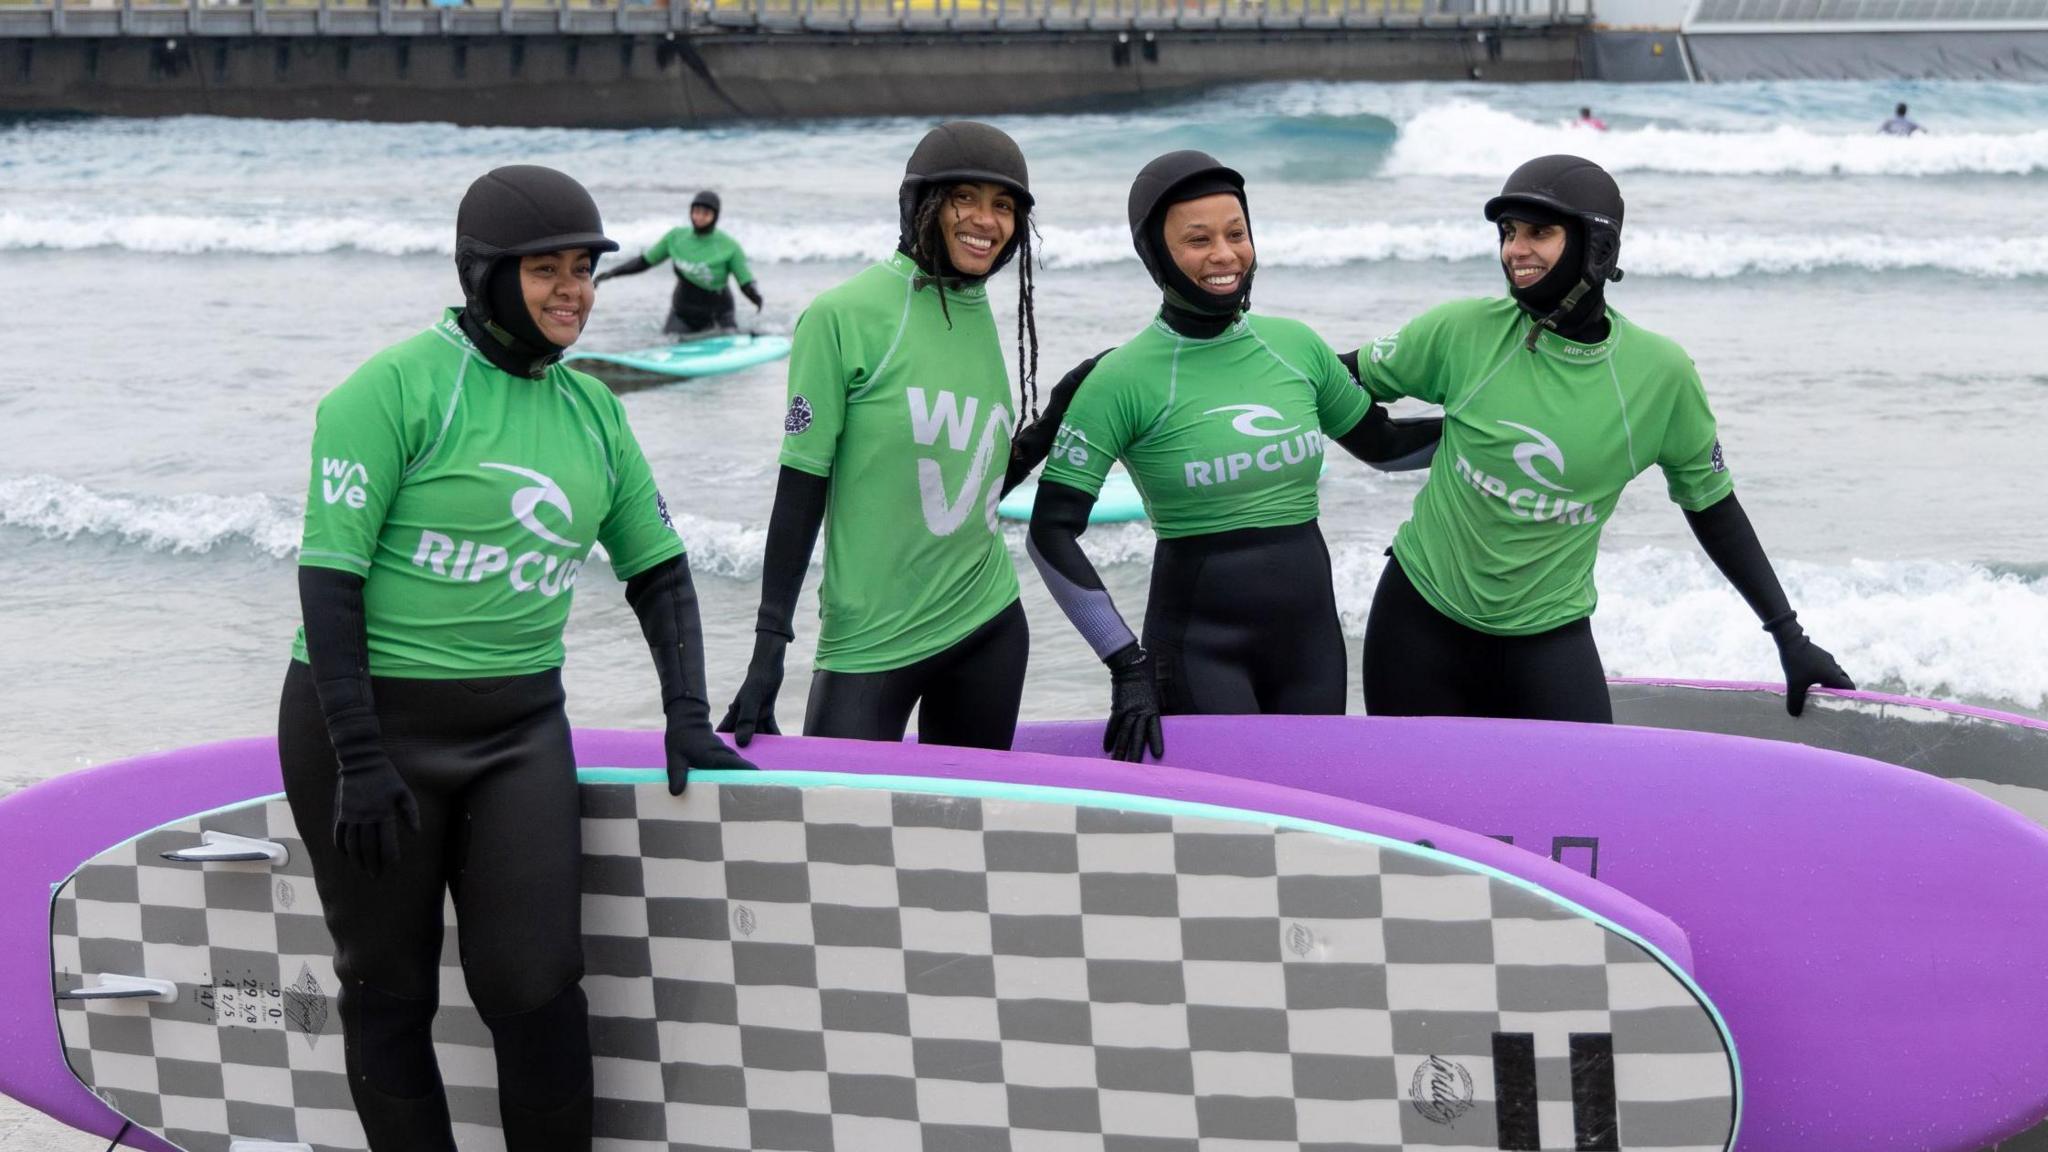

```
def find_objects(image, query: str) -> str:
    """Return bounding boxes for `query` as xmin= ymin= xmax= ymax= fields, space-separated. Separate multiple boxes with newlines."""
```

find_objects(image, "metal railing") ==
xmin=0 ymin=0 xmax=1588 ymax=34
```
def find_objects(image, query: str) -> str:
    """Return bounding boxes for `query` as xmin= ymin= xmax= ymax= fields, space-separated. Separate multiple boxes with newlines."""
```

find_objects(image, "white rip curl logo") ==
xmin=784 ymin=395 xmax=814 ymax=435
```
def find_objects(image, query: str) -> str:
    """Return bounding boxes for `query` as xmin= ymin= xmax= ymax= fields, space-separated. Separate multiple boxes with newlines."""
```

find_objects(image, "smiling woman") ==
xmin=1022 ymin=149 xmax=1443 ymax=762
xmin=718 ymin=121 xmax=1045 ymax=753
xmin=518 ymin=248 xmax=597 ymax=347
xmin=278 ymin=164 xmax=752 ymax=1152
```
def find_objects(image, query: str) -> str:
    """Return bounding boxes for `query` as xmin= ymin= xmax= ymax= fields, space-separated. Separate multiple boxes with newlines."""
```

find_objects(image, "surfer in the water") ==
xmin=279 ymin=165 xmax=753 ymax=1152
xmin=1021 ymin=151 xmax=1440 ymax=762
xmin=1344 ymin=154 xmax=1855 ymax=722
xmin=595 ymin=189 xmax=763 ymax=335
xmin=719 ymin=122 xmax=1044 ymax=749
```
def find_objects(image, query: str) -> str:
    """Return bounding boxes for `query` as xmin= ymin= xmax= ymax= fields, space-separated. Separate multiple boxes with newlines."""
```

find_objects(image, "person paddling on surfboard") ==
xmin=595 ymin=189 xmax=763 ymax=336
xmin=280 ymin=165 xmax=754 ymax=1152
xmin=1021 ymin=151 xmax=1441 ymax=763
xmin=1344 ymin=154 xmax=1855 ymax=721
xmin=719 ymin=122 xmax=1045 ymax=750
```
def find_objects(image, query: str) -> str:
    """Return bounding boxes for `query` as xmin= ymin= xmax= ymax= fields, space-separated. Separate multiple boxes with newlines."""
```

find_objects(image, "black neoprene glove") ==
xmin=1767 ymin=612 xmax=1856 ymax=718
xmin=328 ymin=708 xmax=420 ymax=878
xmin=740 ymin=282 xmax=764 ymax=311
xmin=625 ymin=555 xmax=758 ymax=795
xmin=1104 ymin=643 xmax=1165 ymax=764
xmin=717 ymin=631 xmax=788 ymax=747
xmin=1007 ymin=348 xmax=1115 ymax=496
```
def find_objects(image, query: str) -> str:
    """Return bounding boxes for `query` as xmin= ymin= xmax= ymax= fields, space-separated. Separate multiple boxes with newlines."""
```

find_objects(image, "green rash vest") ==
xmin=644 ymin=227 xmax=755 ymax=294
xmin=292 ymin=310 xmax=685 ymax=677
xmin=778 ymin=251 xmax=1021 ymax=674
xmin=1355 ymin=297 xmax=1734 ymax=637
xmin=1038 ymin=313 xmax=1373 ymax=539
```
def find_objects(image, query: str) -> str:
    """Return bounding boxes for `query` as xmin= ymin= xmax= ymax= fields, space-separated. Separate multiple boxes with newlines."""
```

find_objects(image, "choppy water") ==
xmin=5 ymin=79 xmax=2048 ymax=793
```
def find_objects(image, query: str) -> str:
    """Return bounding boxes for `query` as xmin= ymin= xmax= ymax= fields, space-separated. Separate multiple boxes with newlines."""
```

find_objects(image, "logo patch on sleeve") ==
xmin=655 ymin=491 xmax=674 ymax=530
xmin=1711 ymin=438 xmax=1727 ymax=473
xmin=784 ymin=395 xmax=814 ymax=435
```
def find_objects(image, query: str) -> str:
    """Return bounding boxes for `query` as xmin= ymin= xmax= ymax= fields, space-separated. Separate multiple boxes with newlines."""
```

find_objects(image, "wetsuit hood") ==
xmin=1484 ymin=154 xmax=1623 ymax=348
xmin=454 ymin=164 xmax=618 ymax=378
xmin=896 ymin=121 xmax=1033 ymax=281
xmin=691 ymin=189 xmax=721 ymax=235
xmin=1127 ymin=150 xmax=1254 ymax=337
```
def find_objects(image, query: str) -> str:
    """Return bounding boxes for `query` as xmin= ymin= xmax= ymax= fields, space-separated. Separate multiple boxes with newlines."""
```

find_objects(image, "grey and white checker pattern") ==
xmin=53 ymin=779 xmax=1737 ymax=1152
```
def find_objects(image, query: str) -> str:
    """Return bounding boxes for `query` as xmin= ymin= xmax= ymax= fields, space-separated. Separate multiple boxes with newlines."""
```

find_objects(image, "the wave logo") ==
xmin=480 ymin=462 xmax=577 ymax=548
xmin=1499 ymin=421 xmax=1572 ymax=493
xmin=1454 ymin=421 xmax=1597 ymax=526
xmin=1204 ymin=403 xmax=1302 ymax=440
xmin=319 ymin=458 xmax=369 ymax=510
xmin=1368 ymin=332 xmax=1400 ymax=364
xmin=907 ymin=387 xmax=1013 ymax=536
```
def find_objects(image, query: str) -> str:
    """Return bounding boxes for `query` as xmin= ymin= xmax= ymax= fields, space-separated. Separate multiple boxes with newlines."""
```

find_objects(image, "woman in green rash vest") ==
xmin=718 ymin=121 xmax=1044 ymax=749
xmin=1023 ymin=151 xmax=1442 ymax=763
xmin=1347 ymin=154 xmax=1855 ymax=722
xmin=595 ymin=189 xmax=762 ymax=335
xmin=279 ymin=165 xmax=754 ymax=1152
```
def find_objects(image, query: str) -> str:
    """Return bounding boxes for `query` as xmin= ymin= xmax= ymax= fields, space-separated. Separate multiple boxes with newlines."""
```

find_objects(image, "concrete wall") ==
xmin=1578 ymin=28 xmax=1689 ymax=78
xmin=0 ymin=26 xmax=1583 ymax=126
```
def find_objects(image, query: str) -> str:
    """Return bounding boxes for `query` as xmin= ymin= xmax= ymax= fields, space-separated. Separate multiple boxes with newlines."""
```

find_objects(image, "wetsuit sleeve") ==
xmin=1346 ymin=308 xmax=1449 ymax=407
xmin=755 ymin=466 xmax=829 ymax=640
xmin=1657 ymin=362 xmax=1736 ymax=512
xmin=777 ymin=306 xmax=847 ymax=478
xmin=1307 ymin=333 xmax=1373 ymax=438
xmin=298 ymin=365 xmax=411 ymax=577
xmin=1037 ymin=362 xmax=1134 ymax=499
xmin=596 ymin=401 xmax=686 ymax=580
xmin=1027 ymin=480 xmax=1138 ymax=661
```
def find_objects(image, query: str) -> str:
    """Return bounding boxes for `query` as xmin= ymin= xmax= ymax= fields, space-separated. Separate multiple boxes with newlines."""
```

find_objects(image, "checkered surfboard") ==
xmin=51 ymin=772 xmax=1738 ymax=1152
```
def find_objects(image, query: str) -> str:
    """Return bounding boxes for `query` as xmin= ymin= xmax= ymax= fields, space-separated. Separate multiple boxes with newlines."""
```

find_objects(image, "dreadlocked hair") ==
xmin=1014 ymin=216 xmax=1040 ymax=422
xmin=910 ymin=184 xmax=1041 ymax=421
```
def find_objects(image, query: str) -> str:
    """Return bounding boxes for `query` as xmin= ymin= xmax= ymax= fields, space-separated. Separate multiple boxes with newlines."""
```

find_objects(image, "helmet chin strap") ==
xmin=1524 ymin=277 xmax=1595 ymax=352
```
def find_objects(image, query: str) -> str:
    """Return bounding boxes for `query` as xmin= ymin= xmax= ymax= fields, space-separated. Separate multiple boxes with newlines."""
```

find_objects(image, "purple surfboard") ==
xmin=1 ymin=733 xmax=1694 ymax=1149
xmin=1008 ymin=713 xmax=2048 ymax=1152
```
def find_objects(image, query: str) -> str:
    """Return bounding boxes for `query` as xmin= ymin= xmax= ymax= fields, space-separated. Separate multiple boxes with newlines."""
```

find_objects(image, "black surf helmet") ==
xmin=897 ymin=121 xmax=1033 ymax=274
xmin=454 ymin=165 xmax=618 ymax=330
xmin=691 ymin=189 xmax=721 ymax=230
xmin=1127 ymin=150 xmax=1253 ymax=316
xmin=1484 ymin=155 xmax=1624 ymax=345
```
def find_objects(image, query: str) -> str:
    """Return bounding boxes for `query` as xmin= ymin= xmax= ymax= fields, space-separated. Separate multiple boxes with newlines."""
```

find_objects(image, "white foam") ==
xmin=0 ymin=473 xmax=805 ymax=577
xmin=0 ymin=473 xmax=303 ymax=558
xmin=1325 ymin=540 xmax=2048 ymax=712
xmin=1384 ymin=100 xmax=2048 ymax=178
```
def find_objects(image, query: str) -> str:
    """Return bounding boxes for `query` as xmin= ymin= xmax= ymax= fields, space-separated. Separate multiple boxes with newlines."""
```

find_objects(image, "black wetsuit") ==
xmin=278 ymin=662 xmax=589 ymax=1150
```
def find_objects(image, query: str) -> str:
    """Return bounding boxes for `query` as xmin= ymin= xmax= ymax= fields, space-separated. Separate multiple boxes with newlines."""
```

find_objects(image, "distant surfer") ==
xmin=595 ymin=189 xmax=763 ymax=336
xmin=1577 ymin=106 xmax=1608 ymax=132
xmin=1020 ymin=151 xmax=1440 ymax=762
xmin=280 ymin=165 xmax=752 ymax=1151
xmin=719 ymin=122 xmax=1043 ymax=750
xmin=1880 ymin=102 xmax=1925 ymax=136
xmin=1343 ymin=155 xmax=1855 ymax=721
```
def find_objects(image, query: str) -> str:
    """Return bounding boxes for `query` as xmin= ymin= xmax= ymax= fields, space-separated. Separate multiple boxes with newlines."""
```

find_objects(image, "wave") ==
xmin=0 ymin=474 xmax=304 ymax=558
xmin=0 ymin=473 xmax=800 ymax=578
xmin=1384 ymin=100 xmax=2048 ymax=178
xmin=1327 ymin=541 xmax=2048 ymax=712
xmin=9 ymin=210 xmax=2042 ymax=279
xmin=6 ymin=474 xmax=2043 ymax=709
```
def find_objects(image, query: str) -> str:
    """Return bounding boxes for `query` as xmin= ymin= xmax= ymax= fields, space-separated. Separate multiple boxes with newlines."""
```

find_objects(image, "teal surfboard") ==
xmin=999 ymin=469 xmax=1147 ymax=524
xmin=567 ymin=332 xmax=791 ymax=389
